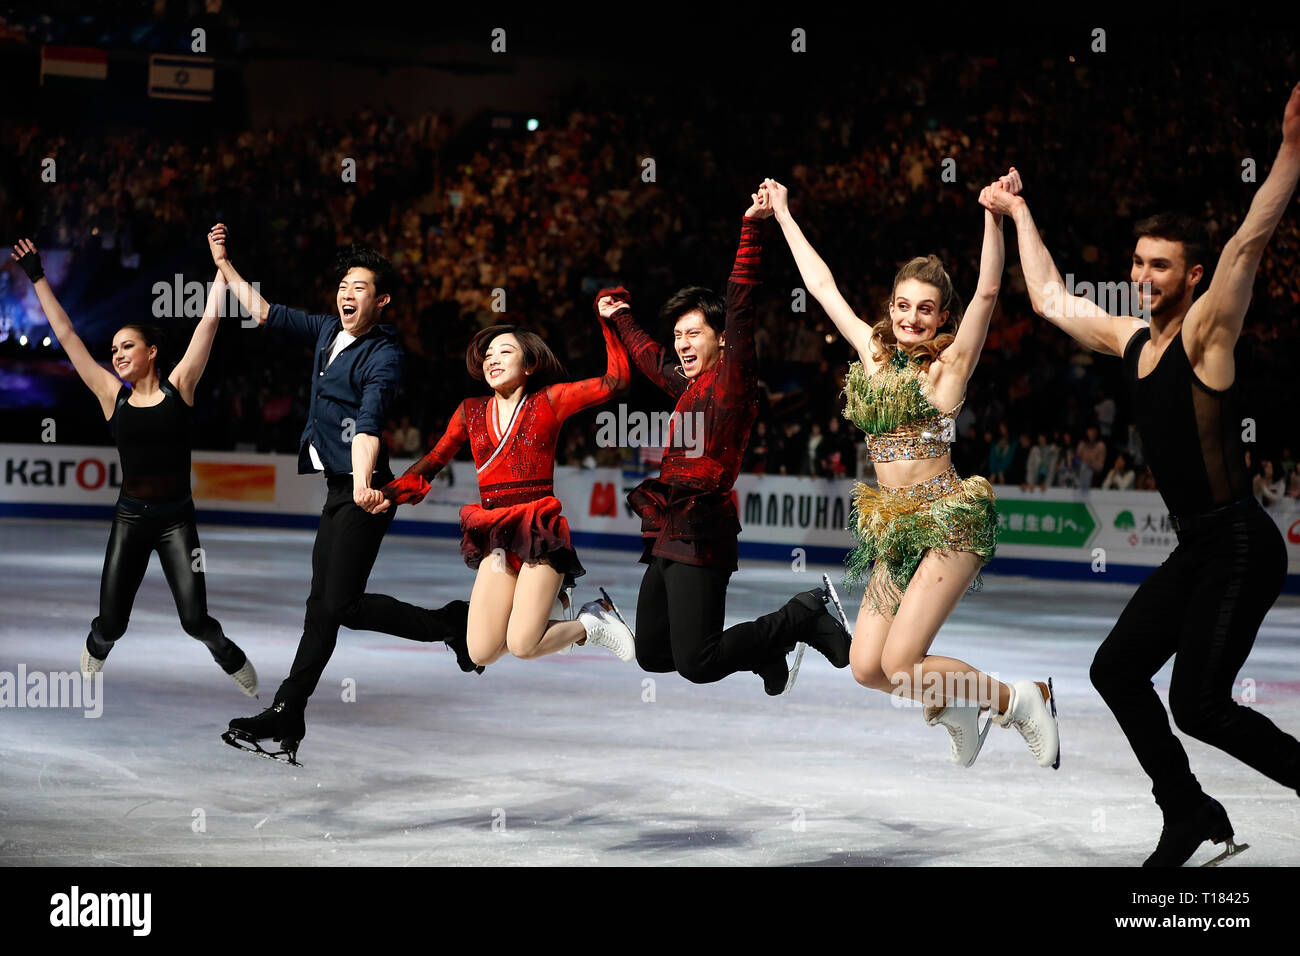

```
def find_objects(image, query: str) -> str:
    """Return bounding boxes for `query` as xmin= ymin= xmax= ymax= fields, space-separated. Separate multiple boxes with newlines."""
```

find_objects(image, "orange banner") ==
xmin=191 ymin=462 xmax=276 ymax=502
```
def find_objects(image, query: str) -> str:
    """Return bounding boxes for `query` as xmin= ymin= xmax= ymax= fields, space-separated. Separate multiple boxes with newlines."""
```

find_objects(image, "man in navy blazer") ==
xmin=208 ymin=223 xmax=474 ymax=764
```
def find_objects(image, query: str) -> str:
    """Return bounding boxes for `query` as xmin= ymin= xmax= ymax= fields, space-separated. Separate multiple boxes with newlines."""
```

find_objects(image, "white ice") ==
xmin=1 ymin=517 xmax=1297 ymax=866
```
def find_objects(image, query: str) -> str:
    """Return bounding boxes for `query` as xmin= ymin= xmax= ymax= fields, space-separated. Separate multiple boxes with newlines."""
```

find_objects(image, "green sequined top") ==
xmin=842 ymin=349 xmax=963 ymax=462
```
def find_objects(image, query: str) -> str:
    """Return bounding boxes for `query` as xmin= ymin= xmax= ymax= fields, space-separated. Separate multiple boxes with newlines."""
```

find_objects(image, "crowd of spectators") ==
xmin=3 ymin=37 xmax=1298 ymax=508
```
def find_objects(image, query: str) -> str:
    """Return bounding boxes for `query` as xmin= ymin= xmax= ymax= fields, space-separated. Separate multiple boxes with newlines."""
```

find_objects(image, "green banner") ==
xmin=996 ymin=499 xmax=1097 ymax=547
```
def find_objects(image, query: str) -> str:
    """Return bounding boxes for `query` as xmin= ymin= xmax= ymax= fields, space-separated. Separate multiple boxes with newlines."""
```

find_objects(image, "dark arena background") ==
xmin=2 ymin=0 xmax=1298 ymax=933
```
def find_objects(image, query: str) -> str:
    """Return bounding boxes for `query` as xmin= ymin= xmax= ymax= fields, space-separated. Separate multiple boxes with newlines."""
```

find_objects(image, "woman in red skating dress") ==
xmin=372 ymin=308 xmax=636 ymax=667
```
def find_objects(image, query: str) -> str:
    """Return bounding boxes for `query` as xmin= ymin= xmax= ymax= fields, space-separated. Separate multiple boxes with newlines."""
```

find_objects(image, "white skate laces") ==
xmin=80 ymin=644 xmax=105 ymax=677
xmin=577 ymin=587 xmax=635 ymax=662
xmin=925 ymin=703 xmax=991 ymax=768
xmin=228 ymin=659 xmax=259 ymax=697
xmin=993 ymin=679 xmax=1060 ymax=770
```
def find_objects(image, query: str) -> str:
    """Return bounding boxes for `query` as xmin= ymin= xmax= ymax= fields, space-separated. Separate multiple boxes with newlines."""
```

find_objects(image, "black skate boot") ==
xmin=1142 ymin=797 xmax=1249 ymax=867
xmin=755 ymin=648 xmax=802 ymax=697
xmin=222 ymin=700 xmax=306 ymax=766
xmin=441 ymin=601 xmax=484 ymax=674
xmin=788 ymin=587 xmax=852 ymax=668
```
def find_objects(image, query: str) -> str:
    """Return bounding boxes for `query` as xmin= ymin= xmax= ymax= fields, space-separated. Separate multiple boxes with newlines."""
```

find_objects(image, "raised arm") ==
xmin=1184 ymin=81 xmax=1300 ymax=356
xmin=10 ymin=240 xmax=121 ymax=418
xmin=372 ymin=401 xmax=470 ymax=512
xmin=983 ymin=171 xmax=1144 ymax=357
xmin=939 ymin=202 xmax=1005 ymax=383
xmin=763 ymin=178 xmax=875 ymax=358
xmin=718 ymin=202 xmax=770 ymax=396
xmin=168 ymin=270 xmax=225 ymax=405
xmin=601 ymin=285 xmax=686 ymax=398
xmin=545 ymin=311 xmax=631 ymax=419
xmin=208 ymin=222 xmax=270 ymax=324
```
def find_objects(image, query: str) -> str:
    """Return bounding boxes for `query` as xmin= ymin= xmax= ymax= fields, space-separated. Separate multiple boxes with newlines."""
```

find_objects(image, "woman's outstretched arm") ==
xmin=168 ymin=270 xmax=226 ymax=405
xmin=941 ymin=200 xmax=1006 ymax=384
xmin=763 ymin=178 xmax=875 ymax=358
xmin=10 ymin=239 xmax=121 ymax=418
xmin=370 ymin=401 xmax=471 ymax=513
xmin=545 ymin=304 xmax=632 ymax=418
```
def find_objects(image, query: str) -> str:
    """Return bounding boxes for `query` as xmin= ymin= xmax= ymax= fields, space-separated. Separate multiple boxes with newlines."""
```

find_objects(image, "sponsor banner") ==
xmin=2 ymin=445 xmax=1297 ymax=582
xmin=190 ymin=462 xmax=276 ymax=502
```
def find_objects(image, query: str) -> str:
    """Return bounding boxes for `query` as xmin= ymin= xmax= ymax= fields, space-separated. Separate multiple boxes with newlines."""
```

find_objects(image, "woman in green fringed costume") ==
xmin=761 ymin=175 xmax=1059 ymax=772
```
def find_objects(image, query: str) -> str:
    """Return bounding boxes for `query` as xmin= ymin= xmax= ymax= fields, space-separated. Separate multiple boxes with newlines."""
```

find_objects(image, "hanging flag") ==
xmin=147 ymin=54 xmax=215 ymax=102
xmin=39 ymin=46 xmax=108 ymax=84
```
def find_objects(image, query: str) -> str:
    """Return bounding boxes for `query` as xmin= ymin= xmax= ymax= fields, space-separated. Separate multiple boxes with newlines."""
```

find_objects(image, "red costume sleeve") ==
xmin=545 ymin=316 xmax=631 ymax=419
xmin=602 ymin=286 xmax=687 ymax=399
xmin=718 ymin=216 xmax=763 ymax=399
xmin=380 ymin=400 xmax=469 ymax=504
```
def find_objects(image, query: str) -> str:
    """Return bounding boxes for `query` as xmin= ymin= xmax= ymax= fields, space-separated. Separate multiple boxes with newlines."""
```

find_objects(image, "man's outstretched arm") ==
xmin=984 ymin=171 xmax=1144 ymax=357
xmin=1185 ymin=81 xmax=1300 ymax=354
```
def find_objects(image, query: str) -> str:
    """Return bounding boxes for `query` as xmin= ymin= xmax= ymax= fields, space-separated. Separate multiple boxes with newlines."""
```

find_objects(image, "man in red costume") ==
xmin=602 ymin=192 xmax=852 ymax=694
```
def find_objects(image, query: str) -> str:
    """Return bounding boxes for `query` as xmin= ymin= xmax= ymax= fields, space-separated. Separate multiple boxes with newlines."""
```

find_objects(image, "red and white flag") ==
xmin=39 ymin=46 xmax=108 ymax=84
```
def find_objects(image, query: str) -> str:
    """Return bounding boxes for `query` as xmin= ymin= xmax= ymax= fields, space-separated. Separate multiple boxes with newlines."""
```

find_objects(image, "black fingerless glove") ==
xmin=15 ymin=248 xmax=44 ymax=283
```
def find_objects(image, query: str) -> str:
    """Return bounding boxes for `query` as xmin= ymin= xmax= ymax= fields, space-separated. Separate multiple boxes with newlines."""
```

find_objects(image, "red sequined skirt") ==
xmin=459 ymin=495 xmax=585 ymax=586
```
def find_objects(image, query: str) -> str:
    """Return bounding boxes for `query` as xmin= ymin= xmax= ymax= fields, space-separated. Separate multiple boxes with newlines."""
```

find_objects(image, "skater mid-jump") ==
xmin=982 ymin=80 xmax=1300 ymax=866
xmin=376 ymin=306 xmax=636 ymax=665
xmin=763 ymin=176 xmax=1059 ymax=771
xmin=209 ymin=224 xmax=474 ymax=765
xmin=10 ymin=239 xmax=257 ymax=697
xmin=603 ymin=189 xmax=852 ymax=697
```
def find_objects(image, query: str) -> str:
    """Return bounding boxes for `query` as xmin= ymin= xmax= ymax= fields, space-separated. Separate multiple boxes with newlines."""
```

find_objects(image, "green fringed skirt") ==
xmin=845 ymin=464 xmax=999 ymax=615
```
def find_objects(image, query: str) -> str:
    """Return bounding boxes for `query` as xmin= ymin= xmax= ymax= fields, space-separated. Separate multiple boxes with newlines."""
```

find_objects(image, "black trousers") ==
xmin=88 ymin=499 xmax=242 ymax=671
xmin=1090 ymin=498 xmax=1300 ymax=815
xmin=633 ymin=555 xmax=818 ymax=684
xmin=277 ymin=475 xmax=464 ymax=707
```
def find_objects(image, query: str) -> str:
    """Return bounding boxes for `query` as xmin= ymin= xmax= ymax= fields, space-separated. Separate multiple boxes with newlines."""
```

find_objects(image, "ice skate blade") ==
xmin=598 ymin=587 xmax=633 ymax=630
xmin=821 ymin=574 xmax=849 ymax=629
xmin=780 ymin=642 xmax=807 ymax=696
xmin=962 ymin=710 xmax=993 ymax=768
xmin=1047 ymin=676 xmax=1060 ymax=770
xmin=221 ymin=729 xmax=302 ymax=767
xmin=1202 ymin=840 xmax=1249 ymax=867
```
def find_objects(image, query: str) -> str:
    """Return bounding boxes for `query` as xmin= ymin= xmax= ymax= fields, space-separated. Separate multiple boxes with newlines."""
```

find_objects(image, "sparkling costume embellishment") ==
xmin=839 ymin=349 xmax=998 ymax=613
xmin=844 ymin=350 xmax=961 ymax=463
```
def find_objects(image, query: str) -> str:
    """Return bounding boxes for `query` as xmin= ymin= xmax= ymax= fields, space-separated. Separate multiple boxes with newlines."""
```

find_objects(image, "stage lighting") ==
xmin=526 ymin=118 xmax=539 ymax=132
xmin=19 ymin=335 xmax=28 ymax=346
xmin=43 ymin=337 xmax=52 ymax=347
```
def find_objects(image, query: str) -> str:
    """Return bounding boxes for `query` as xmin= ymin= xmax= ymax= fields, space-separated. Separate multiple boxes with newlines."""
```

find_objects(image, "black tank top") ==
xmin=109 ymin=378 xmax=193 ymax=502
xmin=1123 ymin=326 xmax=1250 ymax=516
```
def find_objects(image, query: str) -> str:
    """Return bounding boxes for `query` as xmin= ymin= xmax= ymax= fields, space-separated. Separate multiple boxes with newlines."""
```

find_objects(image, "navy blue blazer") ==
xmin=266 ymin=303 xmax=402 ymax=476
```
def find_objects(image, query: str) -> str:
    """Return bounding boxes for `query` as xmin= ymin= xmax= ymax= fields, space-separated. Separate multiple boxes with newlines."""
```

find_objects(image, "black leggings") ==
xmin=1090 ymin=498 xmax=1300 ymax=815
xmin=633 ymin=555 xmax=819 ymax=684
xmin=276 ymin=475 xmax=467 ymax=707
xmin=88 ymin=499 xmax=243 ymax=671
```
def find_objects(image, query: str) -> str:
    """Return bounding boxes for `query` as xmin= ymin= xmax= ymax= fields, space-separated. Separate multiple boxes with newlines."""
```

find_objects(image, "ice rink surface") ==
xmin=2 ymin=517 xmax=1297 ymax=867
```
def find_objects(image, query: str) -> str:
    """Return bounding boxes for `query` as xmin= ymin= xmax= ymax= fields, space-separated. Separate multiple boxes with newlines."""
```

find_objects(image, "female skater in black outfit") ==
xmin=11 ymin=239 xmax=257 ymax=696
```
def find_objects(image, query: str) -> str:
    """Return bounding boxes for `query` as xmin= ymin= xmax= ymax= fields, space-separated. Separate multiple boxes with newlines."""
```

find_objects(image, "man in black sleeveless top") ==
xmin=207 ymin=224 xmax=475 ymax=764
xmin=981 ymin=82 xmax=1300 ymax=866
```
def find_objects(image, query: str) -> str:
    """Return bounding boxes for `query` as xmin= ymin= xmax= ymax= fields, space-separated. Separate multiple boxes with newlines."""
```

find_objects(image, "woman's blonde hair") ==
xmin=867 ymin=255 xmax=964 ymax=370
